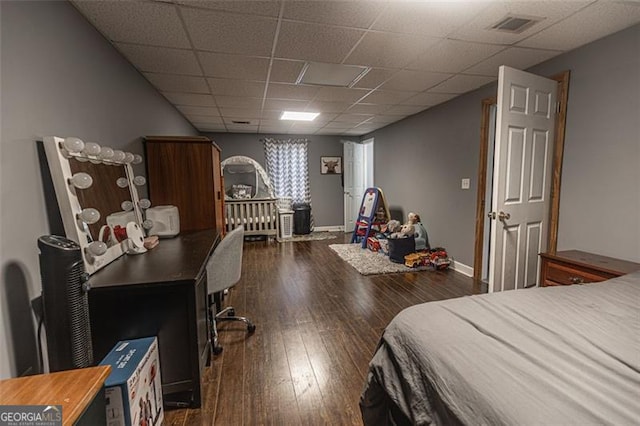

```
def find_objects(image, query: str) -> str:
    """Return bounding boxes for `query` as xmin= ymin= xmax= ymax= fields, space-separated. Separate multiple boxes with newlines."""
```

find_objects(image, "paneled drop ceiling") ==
xmin=72 ymin=0 xmax=640 ymax=136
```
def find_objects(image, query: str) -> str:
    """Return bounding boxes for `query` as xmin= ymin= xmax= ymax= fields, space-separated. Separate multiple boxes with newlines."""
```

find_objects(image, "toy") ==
xmin=406 ymin=212 xmax=430 ymax=250
xmin=367 ymin=237 xmax=381 ymax=252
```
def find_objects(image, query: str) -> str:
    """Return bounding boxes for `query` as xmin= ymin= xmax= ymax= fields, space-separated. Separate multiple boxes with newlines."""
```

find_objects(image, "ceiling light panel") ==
xmin=298 ymin=62 xmax=369 ymax=88
xmin=280 ymin=111 xmax=320 ymax=121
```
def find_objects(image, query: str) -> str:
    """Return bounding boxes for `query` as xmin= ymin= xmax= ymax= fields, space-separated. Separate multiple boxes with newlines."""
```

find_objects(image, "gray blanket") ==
xmin=361 ymin=272 xmax=640 ymax=425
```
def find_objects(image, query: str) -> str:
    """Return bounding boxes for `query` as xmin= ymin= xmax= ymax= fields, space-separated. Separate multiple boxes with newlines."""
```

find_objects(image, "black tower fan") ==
xmin=38 ymin=235 xmax=93 ymax=371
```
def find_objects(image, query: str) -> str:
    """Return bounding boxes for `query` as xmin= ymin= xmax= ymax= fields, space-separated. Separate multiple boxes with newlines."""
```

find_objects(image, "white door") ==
xmin=488 ymin=66 xmax=557 ymax=292
xmin=343 ymin=141 xmax=365 ymax=232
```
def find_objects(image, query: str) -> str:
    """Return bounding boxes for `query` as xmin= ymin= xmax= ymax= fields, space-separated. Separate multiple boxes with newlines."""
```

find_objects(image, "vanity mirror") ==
xmin=43 ymin=136 xmax=150 ymax=274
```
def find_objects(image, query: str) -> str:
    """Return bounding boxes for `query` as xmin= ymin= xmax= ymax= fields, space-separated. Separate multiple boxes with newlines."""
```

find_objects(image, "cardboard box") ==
xmin=99 ymin=337 xmax=163 ymax=426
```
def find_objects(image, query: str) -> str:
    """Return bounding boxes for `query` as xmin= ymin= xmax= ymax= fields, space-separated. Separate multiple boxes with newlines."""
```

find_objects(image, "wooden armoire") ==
xmin=144 ymin=136 xmax=224 ymax=235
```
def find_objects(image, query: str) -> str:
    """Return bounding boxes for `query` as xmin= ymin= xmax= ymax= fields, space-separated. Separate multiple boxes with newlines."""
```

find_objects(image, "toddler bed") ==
xmin=360 ymin=271 xmax=640 ymax=425
xmin=221 ymin=155 xmax=278 ymax=237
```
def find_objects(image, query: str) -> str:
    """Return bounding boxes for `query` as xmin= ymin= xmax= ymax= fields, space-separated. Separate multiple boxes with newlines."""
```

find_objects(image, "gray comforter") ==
xmin=361 ymin=272 xmax=640 ymax=425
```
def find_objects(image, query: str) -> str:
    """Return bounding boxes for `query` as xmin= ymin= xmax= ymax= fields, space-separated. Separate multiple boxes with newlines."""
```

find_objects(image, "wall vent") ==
xmin=490 ymin=15 xmax=542 ymax=34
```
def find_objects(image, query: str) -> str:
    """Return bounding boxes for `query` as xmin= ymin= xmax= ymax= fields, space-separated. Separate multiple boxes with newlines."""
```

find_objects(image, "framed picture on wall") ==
xmin=320 ymin=156 xmax=342 ymax=175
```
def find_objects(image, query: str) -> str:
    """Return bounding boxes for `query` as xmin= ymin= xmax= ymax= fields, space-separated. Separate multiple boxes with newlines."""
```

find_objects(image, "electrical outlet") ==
xmin=461 ymin=178 xmax=470 ymax=190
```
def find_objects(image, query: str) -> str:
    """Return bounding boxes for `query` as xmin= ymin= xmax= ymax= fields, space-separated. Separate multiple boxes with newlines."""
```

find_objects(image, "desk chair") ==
xmin=205 ymin=226 xmax=255 ymax=355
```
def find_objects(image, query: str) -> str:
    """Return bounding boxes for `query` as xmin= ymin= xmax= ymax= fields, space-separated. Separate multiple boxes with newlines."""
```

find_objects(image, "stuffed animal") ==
xmin=384 ymin=219 xmax=402 ymax=234
xmin=390 ymin=223 xmax=414 ymax=239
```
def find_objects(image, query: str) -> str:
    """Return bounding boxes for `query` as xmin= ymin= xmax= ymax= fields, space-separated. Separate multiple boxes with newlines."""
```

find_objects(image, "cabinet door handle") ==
xmin=569 ymin=276 xmax=585 ymax=284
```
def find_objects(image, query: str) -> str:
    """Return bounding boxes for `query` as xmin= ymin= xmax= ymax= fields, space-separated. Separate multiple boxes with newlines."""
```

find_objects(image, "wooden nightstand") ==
xmin=540 ymin=250 xmax=640 ymax=287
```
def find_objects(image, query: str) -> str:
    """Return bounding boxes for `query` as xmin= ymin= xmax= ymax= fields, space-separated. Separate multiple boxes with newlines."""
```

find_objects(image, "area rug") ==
xmin=279 ymin=232 xmax=338 ymax=243
xmin=329 ymin=243 xmax=429 ymax=275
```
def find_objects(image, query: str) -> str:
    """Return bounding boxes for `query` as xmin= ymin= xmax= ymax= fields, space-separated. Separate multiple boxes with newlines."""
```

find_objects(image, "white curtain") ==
xmin=263 ymin=138 xmax=313 ymax=226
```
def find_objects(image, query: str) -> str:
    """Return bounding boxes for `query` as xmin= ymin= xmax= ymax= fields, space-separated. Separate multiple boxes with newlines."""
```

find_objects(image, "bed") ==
xmin=360 ymin=271 xmax=640 ymax=425
xmin=221 ymin=155 xmax=278 ymax=237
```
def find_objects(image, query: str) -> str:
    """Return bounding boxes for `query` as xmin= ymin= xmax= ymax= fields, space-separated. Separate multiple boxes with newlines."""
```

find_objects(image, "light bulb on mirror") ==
xmin=69 ymin=172 xmax=93 ymax=189
xmin=83 ymin=142 xmax=101 ymax=156
xmin=99 ymin=146 xmax=114 ymax=160
xmin=132 ymin=154 xmax=143 ymax=165
xmin=142 ymin=219 xmax=154 ymax=230
xmin=63 ymin=137 xmax=85 ymax=153
xmin=121 ymin=200 xmax=133 ymax=212
xmin=77 ymin=208 xmax=100 ymax=224
xmin=139 ymin=199 xmax=151 ymax=209
xmin=75 ymin=156 xmax=89 ymax=162
xmin=112 ymin=150 xmax=126 ymax=163
xmin=124 ymin=153 xmax=135 ymax=164
xmin=133 ymin=176 xmax=146 ymax=186
xmin=116 ymin=177 xmax=128 ymax=188
xmin=86 ymin=241 xmax=108 ymax=257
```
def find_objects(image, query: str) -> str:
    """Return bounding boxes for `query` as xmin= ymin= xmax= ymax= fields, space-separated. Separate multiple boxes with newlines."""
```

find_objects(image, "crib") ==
xmin=224 ymin=198 xmax=278 ymax=237
xmin=221 ymin=156 xmax=279 ymax=238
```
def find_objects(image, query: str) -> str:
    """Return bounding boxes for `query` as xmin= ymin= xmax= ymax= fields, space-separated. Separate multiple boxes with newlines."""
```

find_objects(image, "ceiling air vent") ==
xmin=490 ymin=15 xmax=542 ymax=34
xmin=231 ymin=120 xmax=251 ymax=125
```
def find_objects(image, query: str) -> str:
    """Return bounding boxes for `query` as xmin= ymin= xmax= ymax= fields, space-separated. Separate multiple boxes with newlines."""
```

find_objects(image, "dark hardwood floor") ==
xmin=165 ymin=233 xmax=485 ymax=425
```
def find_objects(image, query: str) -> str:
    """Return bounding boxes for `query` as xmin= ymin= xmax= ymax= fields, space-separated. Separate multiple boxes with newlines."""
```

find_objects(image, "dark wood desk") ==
xmin=88 ymin=230 xmax=219 ymax=408
xmin=0 ymin=366 xmax=111 ymax=425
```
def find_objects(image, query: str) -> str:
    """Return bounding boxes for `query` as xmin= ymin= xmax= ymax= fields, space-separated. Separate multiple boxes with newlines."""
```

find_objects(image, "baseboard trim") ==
xmin=451 ymin=260 xmax=473 ymax=277
xmin=314 ymin=225 xmax=344 ymax=232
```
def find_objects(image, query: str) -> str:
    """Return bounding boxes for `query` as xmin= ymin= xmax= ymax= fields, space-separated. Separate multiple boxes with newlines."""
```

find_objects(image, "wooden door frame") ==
xmin=473 ymin=70 xmax=570 ymax=281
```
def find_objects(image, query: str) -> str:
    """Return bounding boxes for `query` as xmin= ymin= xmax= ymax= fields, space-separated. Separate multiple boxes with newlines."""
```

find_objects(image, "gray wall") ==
xmin=0 ymin=1 xmax=196 ymax=379
xmin=528 ymin=24 xmax=639 ymax=263
xmin=205 ymin=133 xmax=347 ymax=228
xmin=367 ymin=23 xmax=640 ymax=266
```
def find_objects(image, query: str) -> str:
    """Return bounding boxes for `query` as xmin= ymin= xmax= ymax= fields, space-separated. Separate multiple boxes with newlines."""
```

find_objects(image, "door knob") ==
xmin=487 ymin=212 xmax=496 ymax=219
xmin=498 ymin=211 xmax=511 ymax=221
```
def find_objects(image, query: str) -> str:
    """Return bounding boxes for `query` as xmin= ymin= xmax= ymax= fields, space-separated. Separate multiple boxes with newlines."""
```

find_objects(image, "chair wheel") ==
xmin=212 ymin=345 xmax=223 ymax=355
xmin=247 ymin=324 xmax=256 ymax=334
xmin=227 ymin=309 xmax=236 ymax=317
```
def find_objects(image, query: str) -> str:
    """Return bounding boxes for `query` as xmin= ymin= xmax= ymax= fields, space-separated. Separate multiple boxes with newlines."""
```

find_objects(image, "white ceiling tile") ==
xmin=73 ymin=1 xmax=190 ymax=48
xmin=342 ymin=129 xmax=367 ymax=136
xmin=353 ymin=123 xmax=385 ymax=133
xmin=214 ymin=96 xmax=262 ymax=109
xmin=464 ymin=46 xmax=562 ymax=77
xmin=207 ymin=79 xmax=266 ymax=97
xmin=314 ymin=87 xmax=371 ymax=103
xmin=360 ymin=90 xmax=416 ymax=104
xmin=518 ymin=1 xmax=640 ymax=51
xmin=379 ymin=70 xmax=452 ymax=92
xmin=383 ymin=105 xmax=426 ymax=116
xmin=346 ymin=103 xmax=391 ymax=115
xmin=116 ymin=43 xmax=201 ymax=75
xmin=263 ymin=99 xmax=309 ymax=110
xmin=266 ymin=83 xmax=320 ymax=101
xmin=259 ymin=119 xmax=290 ymax=127
xmin=260 ymin=110 xmax=287 ymax=120
xmin=194 ymin=125 xmax=227 ymax=131
xmin=334 ymin=113 xmax=373 ymax=124
xmin=311 ymin=113 xmax=339 ymax=124
xmin=450 ymin=1 xmax=592 ymax=45
xmin=218 ymin=108 xmax=262 ymax=119
xmin=226 ymin=124 xmax=259 ymax=133
xmin=181 ymin=7 xmax=277 ymax=56
xmin=372 ymin=1 xmax=489 ymax=38
xmin=177 ymin=105 xmax=219 ymax=116
xmin=314 ymin=129 xmax=343 ymax=135
xmin=402 ymin=92 xmax=457 ymax=107
xmin=283 ymin=1 xmax=384 ymax=29
xmin=304 ymin=101 xmax=351 ymax=114
xmin=163 ymin=92 xmax=216 ymax=106
xmin=222 ymin=117 xmax=260 ymax=126
xmin=177 ymin=1 xmax=281 ymax=18
xmin=345 ymin=32 xmax=439 ymax=68
xmin=270 ymin=60 xmax=306 ymax=83
xmin=185 ymin=115 xmax=224 ymax=125
xmin=144 ymin=73 xmax=209 ymax=93
xmin=369 ymin=115 xmax=407 ymax=124
xmin=408 ymin=39 xmax=506 ymax=74
xmin=275 ymin=21 xmax=365 ymax=63
xmin=321 ymin=122 xmax=355 ymax=130
xmin=199 ymin=52 xmax=269 ymax=80
xmin=429 ymin=75 xmax=495 ymax=94
xmin=352 ymin=68 xmax=397 ymax=89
